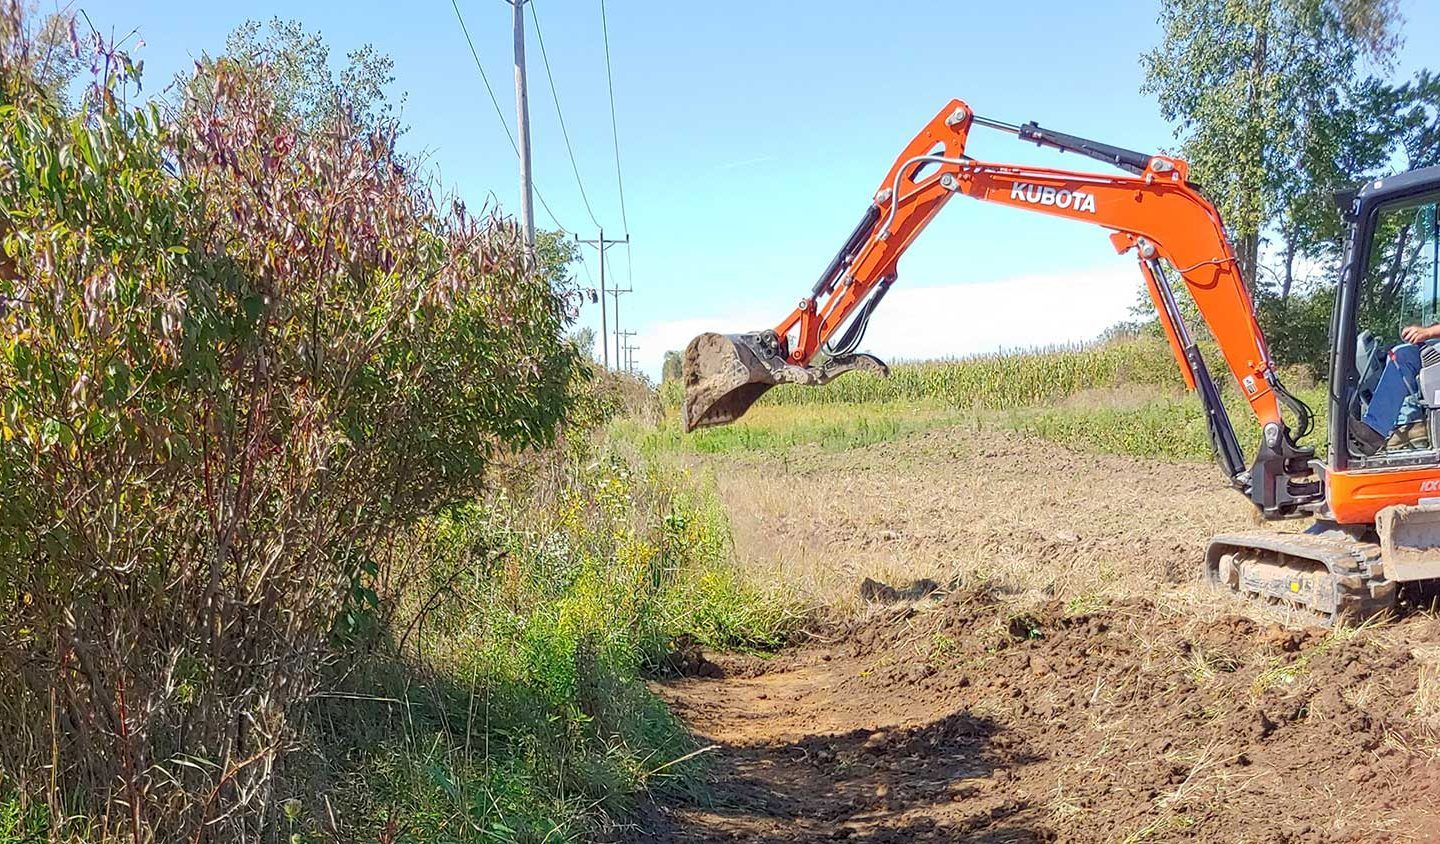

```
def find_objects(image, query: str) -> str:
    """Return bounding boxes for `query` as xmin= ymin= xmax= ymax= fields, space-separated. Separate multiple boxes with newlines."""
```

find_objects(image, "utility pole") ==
xmin=618 ymin=330 xmax=638 ymax=373
xmin=510 ymin=0 xmax=535 ymax=248
xmin=607 ymin=285 xmax=632 ymax=368
xmin=576 ymin=229 xmax=628 ymax=369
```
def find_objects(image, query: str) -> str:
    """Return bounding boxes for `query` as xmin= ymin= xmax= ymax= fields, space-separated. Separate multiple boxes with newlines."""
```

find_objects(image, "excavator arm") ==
xmin=682 ymin=99 xmax=1321 ymax=517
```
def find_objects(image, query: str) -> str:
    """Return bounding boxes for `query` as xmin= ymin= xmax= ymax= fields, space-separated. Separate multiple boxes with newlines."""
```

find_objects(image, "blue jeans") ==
xmin=1362 ymin=342 xmax=1424 ymax=437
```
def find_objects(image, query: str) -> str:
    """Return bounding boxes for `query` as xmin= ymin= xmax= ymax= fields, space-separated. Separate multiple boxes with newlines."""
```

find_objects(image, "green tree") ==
xmin=190 ymin=18 xmax=399 ymax=135
xmin=570 ymin=325 xmax=597 ymax=359
xmin=536 ymin=227 xmax=581 ymax=293
xmin=1384 ymin=70 xmax=1440 ymax=169
xmin=1272 ymin=75 xmax=1397 ymax=296
xmin=662 ymin=349 xmax=683 ymax=383
xmin=172 ymin=17 xmax=400 ymax=141
xmin=1141 ymin=0 xmax=1402 ymax=289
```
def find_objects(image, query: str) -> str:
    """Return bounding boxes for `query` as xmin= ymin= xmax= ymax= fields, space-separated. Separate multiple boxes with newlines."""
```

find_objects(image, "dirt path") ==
xmin=626 ymin=428 xmax=1440 ymax=842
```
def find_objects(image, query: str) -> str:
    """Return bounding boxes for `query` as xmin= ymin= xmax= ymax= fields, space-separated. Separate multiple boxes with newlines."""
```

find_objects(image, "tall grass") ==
xmin=617 ymin=402 xmax=971 ymax=456
xmin=658 ymin=336 xmax=1327 ymax=464
xmin=656 ymin=337 xmax=1183 ymax=411
xmin=1006 ymin=386 xmax=1329 ymax=462
xmin=295 ymin=442 xmax=801 ymax=842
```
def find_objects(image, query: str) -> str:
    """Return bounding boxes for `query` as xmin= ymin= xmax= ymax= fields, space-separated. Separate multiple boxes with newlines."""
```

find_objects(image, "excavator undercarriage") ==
xmin=1205 ymin=528 xmax=1395 ymax=624
xmin=1205 ymin=503 xmax=1440 ymax=623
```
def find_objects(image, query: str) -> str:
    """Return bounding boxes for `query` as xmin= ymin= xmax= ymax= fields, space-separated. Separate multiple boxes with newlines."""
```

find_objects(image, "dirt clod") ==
xmin=858 ymin=577 xmax=939 ymax=604
xmin=657 ymin=634 xmax=725 ymax=679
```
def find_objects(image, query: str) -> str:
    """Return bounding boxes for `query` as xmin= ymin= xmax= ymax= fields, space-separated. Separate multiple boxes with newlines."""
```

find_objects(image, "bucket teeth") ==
xmin=681 ymin=331 xmax=887 ymax=431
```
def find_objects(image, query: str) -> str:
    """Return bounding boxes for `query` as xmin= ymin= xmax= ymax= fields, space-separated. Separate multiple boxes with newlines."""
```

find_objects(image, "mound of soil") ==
xmin=629 ymin=585 xmax=1440 ymax=842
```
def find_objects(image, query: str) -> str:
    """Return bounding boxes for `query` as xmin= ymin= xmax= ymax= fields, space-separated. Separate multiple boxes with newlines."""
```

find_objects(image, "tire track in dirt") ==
xmin=625 ymin=428 xmax=1440 ymax=842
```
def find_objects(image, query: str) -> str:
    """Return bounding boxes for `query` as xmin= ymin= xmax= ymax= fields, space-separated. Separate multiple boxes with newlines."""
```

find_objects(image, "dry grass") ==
xmin=698 ymin=411 xmax=1264 ymax=612
xmin=1410 ymin=649 xmax=1440 ymax=744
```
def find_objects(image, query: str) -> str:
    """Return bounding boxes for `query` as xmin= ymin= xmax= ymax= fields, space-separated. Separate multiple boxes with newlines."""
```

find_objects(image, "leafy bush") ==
xmin=1254 ymin=283 xmax=1337 ymax=372
xmin=0 ymin=8 xmax=580 ymax=839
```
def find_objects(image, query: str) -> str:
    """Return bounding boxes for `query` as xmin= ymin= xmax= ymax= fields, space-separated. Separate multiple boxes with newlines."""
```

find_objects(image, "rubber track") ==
xmin=1205 ymin=526 xmax=1396 ymax=624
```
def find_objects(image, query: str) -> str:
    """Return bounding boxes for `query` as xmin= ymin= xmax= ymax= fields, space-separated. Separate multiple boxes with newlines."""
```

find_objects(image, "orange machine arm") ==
xmin=764 ymin=98 xmax=1326 ymax=515
xmin=774 ymin=98 xmax=1281 ymax=430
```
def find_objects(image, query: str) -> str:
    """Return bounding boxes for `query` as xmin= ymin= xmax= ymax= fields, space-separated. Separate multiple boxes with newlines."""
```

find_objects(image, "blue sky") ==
xmin=92 ymin=0 xmax=1437 ymax=378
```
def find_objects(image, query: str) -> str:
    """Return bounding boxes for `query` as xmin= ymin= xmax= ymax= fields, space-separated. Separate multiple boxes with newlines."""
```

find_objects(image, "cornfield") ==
xmin=761 ymin=337 xmax=1185 ymax=409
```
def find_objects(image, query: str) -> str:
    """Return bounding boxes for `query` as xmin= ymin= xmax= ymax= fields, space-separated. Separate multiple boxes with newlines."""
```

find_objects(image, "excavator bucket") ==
xmin=681 ymin=331 xmax=888 ymax=431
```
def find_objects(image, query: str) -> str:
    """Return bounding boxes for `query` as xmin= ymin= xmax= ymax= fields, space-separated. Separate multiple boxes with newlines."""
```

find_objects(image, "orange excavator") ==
xmin=682 ymin=98 xmax=1440 ymax=623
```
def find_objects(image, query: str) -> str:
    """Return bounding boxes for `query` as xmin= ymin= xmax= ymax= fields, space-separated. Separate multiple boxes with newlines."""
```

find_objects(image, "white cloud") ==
xmin=635 ymin=265 xmax=1140 ymax=381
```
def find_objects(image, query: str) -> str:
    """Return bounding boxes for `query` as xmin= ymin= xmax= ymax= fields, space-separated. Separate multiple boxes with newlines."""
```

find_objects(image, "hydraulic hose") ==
xmin=825 ymin=275 xmax=895 ymax=357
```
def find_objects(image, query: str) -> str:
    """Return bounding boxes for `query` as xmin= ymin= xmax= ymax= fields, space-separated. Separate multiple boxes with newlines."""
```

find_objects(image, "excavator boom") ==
xmin=683 ymin=99 xmax=1321 ymax=517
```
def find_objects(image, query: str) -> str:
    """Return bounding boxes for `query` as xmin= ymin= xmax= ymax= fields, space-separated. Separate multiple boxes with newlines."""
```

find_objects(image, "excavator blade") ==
xmin=681 ymin=331 xmax=888 ymax=431
xmin=1377 ymin=504 xmax=1440 ymax=583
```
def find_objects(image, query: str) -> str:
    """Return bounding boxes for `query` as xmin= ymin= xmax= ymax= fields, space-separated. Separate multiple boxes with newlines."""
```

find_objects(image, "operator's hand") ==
xmin=1401 ymin=324 xmax=1440 ymax=344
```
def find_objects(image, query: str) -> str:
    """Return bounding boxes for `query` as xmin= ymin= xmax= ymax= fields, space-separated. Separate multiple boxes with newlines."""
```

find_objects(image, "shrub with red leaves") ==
xmin=0 ymin=4 xmax=583 ymax=839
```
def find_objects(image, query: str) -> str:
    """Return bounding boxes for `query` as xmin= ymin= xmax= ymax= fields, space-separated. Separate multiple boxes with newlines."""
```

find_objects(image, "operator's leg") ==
xmin=1361 ymin=343 xmax=1423 ymax=440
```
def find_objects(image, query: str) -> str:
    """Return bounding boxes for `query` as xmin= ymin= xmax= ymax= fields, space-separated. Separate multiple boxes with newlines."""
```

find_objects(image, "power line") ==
xmin=598 ymin=0 xmax=630 ymax=237
xmin=529 ymin=0 xmax=602 ymax=230
xmin=576 ymin=251 xmax=595 ymax=286
xmin=450 ymin=0 xmax=568 ymax=232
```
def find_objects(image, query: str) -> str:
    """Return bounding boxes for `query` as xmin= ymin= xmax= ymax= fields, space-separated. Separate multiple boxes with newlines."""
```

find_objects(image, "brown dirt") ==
xmin=625 ymin=427 xmax=1440 ymax=842
xmin=709 ymin=424 xmax=1268 ymax=609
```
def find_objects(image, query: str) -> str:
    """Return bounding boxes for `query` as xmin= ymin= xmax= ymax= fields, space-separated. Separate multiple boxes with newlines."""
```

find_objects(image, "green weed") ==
xmin=1064 ymin=594 xmax=1109 ymax=618
xmin=306 ymin=448 xmax=802 ymax=841
xmin=616 ymin=402 xmax=967 ymax=456
xmin=0 ymin=796 xmax=48 ymax=844
xmin=1250 ymin=621 xmax=1371 ymax=698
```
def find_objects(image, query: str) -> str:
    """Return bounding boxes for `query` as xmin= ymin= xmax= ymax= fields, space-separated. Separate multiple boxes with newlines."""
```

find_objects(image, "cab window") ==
xmin=1350 ymin=194 xmax=1440 ymax=457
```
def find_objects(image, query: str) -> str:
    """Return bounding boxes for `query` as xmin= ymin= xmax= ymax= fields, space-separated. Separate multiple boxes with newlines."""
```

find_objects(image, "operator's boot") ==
xmin=1350 ymin=418 xmax=1388 ymax=456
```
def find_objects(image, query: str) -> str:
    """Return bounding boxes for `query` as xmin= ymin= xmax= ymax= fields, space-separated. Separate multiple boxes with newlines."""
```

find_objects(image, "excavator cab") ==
xmin=1337 ymin=183 xmax=1440 ymax=463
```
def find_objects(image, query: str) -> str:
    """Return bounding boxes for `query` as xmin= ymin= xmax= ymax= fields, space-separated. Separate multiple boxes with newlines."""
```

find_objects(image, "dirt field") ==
xmin=710 ymin=424 xmax=1263 ymax=608
xmin=625 ymin=425 xmax=1440 ymax=842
